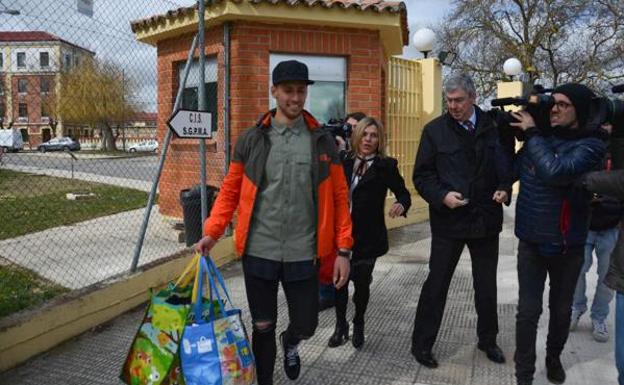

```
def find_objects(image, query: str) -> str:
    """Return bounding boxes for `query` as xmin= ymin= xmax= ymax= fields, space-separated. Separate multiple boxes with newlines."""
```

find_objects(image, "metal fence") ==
xmin=0 ymin=0 xmax=214 ymax=316
xmin=0 ymin=0 xmax=434 ymax=320
xmin=386 ymin=56 xmax=423 ymax=197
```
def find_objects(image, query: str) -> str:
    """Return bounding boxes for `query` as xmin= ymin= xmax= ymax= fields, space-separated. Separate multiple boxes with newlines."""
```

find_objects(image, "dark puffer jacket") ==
xmin=515 ymin=134 xmax=607 ymax=252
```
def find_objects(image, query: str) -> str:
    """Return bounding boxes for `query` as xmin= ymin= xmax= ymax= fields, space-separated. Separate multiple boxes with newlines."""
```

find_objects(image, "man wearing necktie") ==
xmin=411 ymin=73 xmax=513 ymax=368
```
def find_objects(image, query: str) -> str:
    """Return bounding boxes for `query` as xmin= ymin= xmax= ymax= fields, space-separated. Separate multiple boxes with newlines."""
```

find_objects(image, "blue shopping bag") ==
xmin=180 ymin=256 xmax=255 ymax=385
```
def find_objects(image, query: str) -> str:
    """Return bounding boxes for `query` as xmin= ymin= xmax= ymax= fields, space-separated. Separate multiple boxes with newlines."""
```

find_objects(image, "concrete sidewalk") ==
xmin=1 ymin=206 xmax=618 ymax=384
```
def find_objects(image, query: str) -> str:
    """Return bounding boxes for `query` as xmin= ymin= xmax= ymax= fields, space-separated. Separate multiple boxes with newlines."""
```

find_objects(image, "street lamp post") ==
xmin=413 ymin=28 xmax=436 ymax=59
xmin=503 ymin=57 xmax=523 ymax=80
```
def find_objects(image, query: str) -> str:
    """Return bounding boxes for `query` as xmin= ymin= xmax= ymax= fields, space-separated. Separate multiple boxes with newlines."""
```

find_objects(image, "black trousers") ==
xmin=242 ymin=265 xmax=319 ymax=385
xmin=334 ymin=259 xmax=377 ymax=327
xmin=411 ymin=234 xmax=500 ymax=351
xmin=514 ymin=241 xmax=584 ymax=382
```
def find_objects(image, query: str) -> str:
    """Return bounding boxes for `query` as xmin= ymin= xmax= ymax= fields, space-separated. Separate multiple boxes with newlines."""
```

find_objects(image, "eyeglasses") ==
xmin=553 ymin=101 xmax=573 ymax=110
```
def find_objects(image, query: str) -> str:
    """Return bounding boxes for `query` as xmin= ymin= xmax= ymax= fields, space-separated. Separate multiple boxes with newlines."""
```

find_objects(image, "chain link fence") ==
xmin=0 ymin=0 xmax=218 ymax=318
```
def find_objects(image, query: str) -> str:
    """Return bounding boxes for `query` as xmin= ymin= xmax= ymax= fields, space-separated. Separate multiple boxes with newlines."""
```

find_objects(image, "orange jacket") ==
xmin=203 ymin=110 xmax=353 ymax=281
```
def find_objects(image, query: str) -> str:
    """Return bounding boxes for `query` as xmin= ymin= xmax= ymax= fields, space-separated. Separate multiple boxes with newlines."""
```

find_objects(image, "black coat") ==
xmin=412 ymin=107 xmax=512 ymax=238
xmin=344 ymin=156 xmax=411 ymax=260
xmin=583 ymin=169 xmax=624 ymax=293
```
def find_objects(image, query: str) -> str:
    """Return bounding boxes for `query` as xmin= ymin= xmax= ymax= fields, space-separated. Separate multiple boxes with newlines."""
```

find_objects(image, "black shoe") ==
xmin=280 ymin=331 xmax=301 ymax=380
xmin=352 ymin=322 xmax=364 ymax=349
xmin=517 ymin=380 xmax=532 ymax=385
xmin=328 ymin=323 xmax=349 ymax=347
xmin=411 ymin=347 xmax=438 ymax=369
xmin=319 ymin=298 xmax=335 ymax=312
xmin=477 ymin=343 xmax=506 ymax=364
xmin=545 ymin=355 xmax=566 ymax=384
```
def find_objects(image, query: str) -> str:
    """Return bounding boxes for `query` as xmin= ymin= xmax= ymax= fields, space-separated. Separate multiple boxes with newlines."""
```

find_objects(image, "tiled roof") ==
xmin=131 ymin=0 xmax=408 ymax=45
xmin=0 ymin=31 xmax=95 ymax=54
xmin=0 ymin=31 xmax=61 ymax=42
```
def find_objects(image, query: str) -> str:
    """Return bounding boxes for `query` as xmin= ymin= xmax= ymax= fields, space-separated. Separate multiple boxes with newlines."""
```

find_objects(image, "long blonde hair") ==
xmin=349 ymin=117 xmax=386 ymax=158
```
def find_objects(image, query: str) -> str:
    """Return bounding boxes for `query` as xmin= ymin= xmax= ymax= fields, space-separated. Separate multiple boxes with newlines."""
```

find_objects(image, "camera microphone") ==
xmin=491 ymin=97 xmax=523 ymax=107
xmin=612 ymin=84 xmax=624 ymax=94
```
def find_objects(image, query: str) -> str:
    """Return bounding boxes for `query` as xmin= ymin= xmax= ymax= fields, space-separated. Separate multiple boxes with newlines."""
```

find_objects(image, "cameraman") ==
xmin=509 ymin=83 xmax=608 ymax=385
xmin=582 ymin=168 xmax=624 ymax=385
xmin=334 ymin=112 xmax=366 ymax=154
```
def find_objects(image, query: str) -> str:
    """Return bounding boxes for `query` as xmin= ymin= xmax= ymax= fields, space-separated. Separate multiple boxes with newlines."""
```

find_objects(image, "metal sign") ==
xmin=167 ymin=109 xmax=213 ymax=139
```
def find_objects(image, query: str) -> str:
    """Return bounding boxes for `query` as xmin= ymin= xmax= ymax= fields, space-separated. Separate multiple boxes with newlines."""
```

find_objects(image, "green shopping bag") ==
xmin=121 ymin=255 xmax=200 ymax=385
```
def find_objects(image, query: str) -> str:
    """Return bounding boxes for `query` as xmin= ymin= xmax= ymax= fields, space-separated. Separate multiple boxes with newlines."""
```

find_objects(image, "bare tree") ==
xmin=437 ymin=0 xmax=624 ymax=98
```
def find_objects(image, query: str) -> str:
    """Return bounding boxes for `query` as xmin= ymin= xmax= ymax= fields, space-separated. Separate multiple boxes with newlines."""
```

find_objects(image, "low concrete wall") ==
xmin=0 ymin=237 xmax=236 ymax=372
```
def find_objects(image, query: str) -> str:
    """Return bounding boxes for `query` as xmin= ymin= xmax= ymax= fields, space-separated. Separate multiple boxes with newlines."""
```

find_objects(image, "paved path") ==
xmin=0 ymin=205 xmax=181 ymax=289
xmin=2 ymin=209 xmax=618 ymax=384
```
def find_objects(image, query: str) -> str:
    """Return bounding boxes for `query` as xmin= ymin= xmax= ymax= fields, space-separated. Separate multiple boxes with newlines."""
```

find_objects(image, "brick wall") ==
xmin=157 ymin=21 xmax=385 ymax=218
xmin=8 ymin=74 xmax=56 ymax=146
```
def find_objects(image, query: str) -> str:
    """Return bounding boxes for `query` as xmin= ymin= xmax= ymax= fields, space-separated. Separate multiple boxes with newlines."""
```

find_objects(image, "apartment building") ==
xmin=0 ymin=31 xmax=95 ymax=146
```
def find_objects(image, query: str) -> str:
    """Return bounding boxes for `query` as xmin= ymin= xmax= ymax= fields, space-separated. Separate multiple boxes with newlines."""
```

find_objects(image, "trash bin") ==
xmin=180 ymin=185 xmax=218 ymax=247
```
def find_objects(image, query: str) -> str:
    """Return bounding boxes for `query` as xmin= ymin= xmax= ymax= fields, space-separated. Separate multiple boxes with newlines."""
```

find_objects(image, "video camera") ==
xmin=323 ymin=118 xmax=353 ymax=142
xmin=488 ymin=85 xmax=554 ymax=141
xmin=587 ymin=84 xmax=624 ymax=138
xmin=489 ymin=84 xmax=624 ymax=140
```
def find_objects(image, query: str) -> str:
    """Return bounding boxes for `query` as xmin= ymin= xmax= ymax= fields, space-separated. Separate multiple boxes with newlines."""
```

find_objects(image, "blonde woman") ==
xmin=328 ymin=117 xmax=411 ymax=349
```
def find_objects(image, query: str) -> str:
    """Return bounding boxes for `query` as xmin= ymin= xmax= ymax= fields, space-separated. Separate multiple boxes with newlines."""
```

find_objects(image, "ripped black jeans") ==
xmin=242 ymin=258 xmax=319 ymax=385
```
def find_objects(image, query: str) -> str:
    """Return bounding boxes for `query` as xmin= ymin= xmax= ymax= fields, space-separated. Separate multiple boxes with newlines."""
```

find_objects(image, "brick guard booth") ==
xmin=131 ymin=0 xmax=409 ymax=223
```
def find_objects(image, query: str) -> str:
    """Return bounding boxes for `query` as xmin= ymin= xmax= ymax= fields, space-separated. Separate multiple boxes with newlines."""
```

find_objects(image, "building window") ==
xmin=64 ymin=54 xmax=72 ymax=69
xmin=178 ymin=56 xmax=218 ymax=132
xmin=40 ymin=77 xmax=50 ymax=93
xmin=41 ymin=103 xmax=50 ymax=118
xmin=269 ymin=54 xmax=346 ymax=124
xmin=40 ymin=52 xmax=50 ymax=68
xmin=0 ymin=53 xmax=3 ymax=69
xmin=17 ymin=52 xmax=26 ymax=68
xmin=18 ymin=78 xmax=27 ymax=93
xmin=0 ymin=80 xmax=3 ymax=95
xmin=18 ymin=103 xmax=28 ymax=117
xmin=0 ymin=103 xmax=5 ymax=119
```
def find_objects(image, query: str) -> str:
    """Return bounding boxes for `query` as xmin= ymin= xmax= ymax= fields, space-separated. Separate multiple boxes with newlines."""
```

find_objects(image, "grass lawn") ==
xmin=0 ymin=264 xmax=68 ymax=318
xmin=0 ymin=169 xmax=150 ymax=240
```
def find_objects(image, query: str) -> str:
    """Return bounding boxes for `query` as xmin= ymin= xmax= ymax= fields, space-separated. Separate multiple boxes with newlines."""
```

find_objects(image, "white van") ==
xmin=0 ymin=129 xmax=24 ymax=152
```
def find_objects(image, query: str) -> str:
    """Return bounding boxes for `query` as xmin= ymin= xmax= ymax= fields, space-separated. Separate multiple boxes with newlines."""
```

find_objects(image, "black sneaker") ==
xmin=280 ymin=331 xmax=301 ymax=380
xmin=545 ymin=355 xmax=566 ymax=384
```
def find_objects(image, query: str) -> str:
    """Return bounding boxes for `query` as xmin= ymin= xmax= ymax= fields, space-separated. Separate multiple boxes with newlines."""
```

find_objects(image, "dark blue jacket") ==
xmin=515 ymin=134 xmax=607 ymax=253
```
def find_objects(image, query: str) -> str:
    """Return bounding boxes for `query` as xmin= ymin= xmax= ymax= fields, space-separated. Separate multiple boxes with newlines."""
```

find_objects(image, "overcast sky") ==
xmin=1 ymin=0 xmax=452 ymax=112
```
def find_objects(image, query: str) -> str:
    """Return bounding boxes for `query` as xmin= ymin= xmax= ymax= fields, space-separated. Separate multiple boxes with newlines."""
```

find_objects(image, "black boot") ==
xmin=352 ymin=322 xmax=365 ymax=349
xmin=545 ymin=355 xmax=566 ymax=384
xmin=328 ymin=322 xmax=349 ymax=347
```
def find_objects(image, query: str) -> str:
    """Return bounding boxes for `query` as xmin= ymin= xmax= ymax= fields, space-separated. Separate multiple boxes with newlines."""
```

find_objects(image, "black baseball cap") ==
xmin=272 ymin=60 xmax=315 ymax=86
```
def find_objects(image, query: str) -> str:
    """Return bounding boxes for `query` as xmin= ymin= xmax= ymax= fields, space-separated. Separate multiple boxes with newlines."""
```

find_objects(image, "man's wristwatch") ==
xmin=337 ymin=249 xmax=352 ymax=260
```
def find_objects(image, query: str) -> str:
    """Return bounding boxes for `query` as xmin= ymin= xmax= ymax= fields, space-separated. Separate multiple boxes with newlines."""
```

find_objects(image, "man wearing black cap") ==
xmin=196 ymin=60 xmax=353 ymax=385
xmin=510 ymin=83 xmax=608 ymax=385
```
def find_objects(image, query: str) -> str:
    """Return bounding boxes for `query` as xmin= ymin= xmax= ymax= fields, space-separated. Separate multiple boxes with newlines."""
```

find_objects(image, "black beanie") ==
xmin=552 ymin=83 xmax=595 ymax=128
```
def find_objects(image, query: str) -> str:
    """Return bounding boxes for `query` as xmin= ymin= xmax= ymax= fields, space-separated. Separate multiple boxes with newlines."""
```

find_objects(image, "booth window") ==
xmin=269 ymin=54 xmax=346 ymax=124
xmin=178 ymin=57 xmax=218 ymax=132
